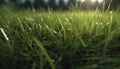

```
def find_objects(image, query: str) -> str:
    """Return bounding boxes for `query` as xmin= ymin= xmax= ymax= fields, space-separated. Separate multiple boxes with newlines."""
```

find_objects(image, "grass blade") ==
xmin=33 ymin=37 xmax=55 ymax=69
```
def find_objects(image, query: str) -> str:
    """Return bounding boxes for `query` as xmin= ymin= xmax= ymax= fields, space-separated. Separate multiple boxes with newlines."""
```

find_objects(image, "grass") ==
xmin=0 ymin=4 xmax=120 ymax=69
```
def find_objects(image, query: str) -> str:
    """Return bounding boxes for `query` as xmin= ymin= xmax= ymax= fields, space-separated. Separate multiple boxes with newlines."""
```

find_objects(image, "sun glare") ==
xmin=80 ymin=0 xmax=85 ymax=3
xmin=97 ymin=0 xmax=103 ymax=3
xmin=91 ymin=0 xmax=96 ymax=3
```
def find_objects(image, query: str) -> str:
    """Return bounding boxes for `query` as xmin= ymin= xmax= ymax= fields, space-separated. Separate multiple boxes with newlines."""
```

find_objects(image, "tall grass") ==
xmin=0 ymin=4 xmax=120 ymax=69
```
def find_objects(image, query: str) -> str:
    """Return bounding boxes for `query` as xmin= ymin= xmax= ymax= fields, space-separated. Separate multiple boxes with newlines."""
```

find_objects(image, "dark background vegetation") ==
xmin=0 ymin=0 xmax=120 ymax=10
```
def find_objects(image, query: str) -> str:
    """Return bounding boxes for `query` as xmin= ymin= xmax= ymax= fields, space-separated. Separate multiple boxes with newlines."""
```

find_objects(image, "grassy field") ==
xmin=0 ymin=4 xmax=120 ymax=69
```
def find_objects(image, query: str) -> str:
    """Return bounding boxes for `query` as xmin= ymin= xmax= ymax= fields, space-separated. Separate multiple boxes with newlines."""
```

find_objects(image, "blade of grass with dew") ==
xmin=0 ymin=27 xmax=14 ymax=55
xmin=0 ymin=28 xmax=9 ymax=41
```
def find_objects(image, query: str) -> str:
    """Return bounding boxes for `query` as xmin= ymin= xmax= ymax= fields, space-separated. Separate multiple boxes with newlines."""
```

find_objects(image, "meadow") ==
xmin=0 ymin=4 xmax=120 ymax=69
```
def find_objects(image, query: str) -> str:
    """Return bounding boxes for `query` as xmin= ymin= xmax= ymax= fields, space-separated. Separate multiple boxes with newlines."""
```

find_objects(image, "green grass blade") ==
xmin=33 ymin=37 xmax=55 ymax=69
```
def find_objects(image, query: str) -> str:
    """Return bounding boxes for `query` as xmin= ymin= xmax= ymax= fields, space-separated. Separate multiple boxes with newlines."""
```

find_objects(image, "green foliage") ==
xmin=0 ymin=5 xmax=120 ymax=69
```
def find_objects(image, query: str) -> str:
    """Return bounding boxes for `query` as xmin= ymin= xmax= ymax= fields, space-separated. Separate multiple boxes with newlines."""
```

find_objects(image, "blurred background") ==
xmin=0 ymin=0 xmax=120 ymax=9
xmin=0 ymin=0 xmax=120 ymax=10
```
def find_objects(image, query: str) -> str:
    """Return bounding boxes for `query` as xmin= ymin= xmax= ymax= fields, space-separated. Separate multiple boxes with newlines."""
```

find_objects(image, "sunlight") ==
xmin=80 ymin=0 xmax=85 ymax=3
xmin=97 ymin=0 xmax=103 ymax=3
xmin=91 ymin=0 xmax=96 ymax=3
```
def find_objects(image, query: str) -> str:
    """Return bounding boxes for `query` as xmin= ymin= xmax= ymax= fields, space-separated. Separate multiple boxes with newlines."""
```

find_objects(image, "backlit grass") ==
xmin=0 ymin=4 xmax=120 ymax=69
